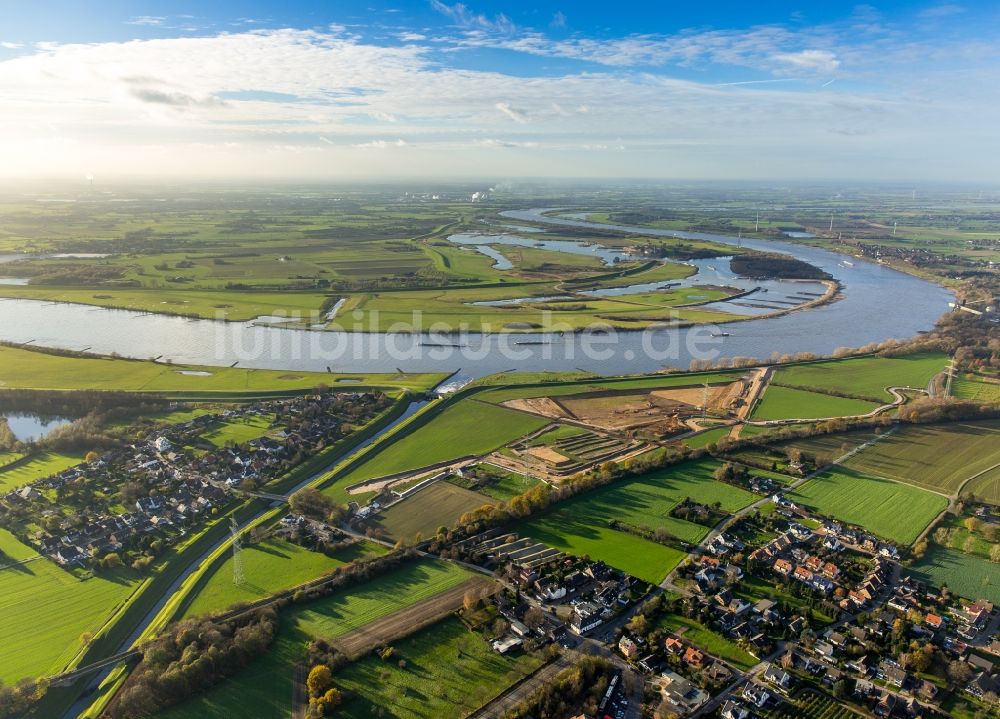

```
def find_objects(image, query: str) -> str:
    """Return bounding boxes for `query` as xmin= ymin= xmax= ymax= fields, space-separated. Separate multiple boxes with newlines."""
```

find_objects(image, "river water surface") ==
xmin=0 ymin=209 xmax=953 ymax=380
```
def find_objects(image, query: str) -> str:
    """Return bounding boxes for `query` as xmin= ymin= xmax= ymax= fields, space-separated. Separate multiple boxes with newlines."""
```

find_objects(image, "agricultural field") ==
xmin=327 ymin=400 xmax=548 ymax=501
xmin=515 ymin=515 xmax=686 ymax=584
xmin=767 ymin=690 xmax=865 ymax=719
xmin=0 ymin=529 xmax=140 ymax=683
xmin=777 ymin=430 xmax=878 ymax=460
xmin=182 ymin=538 xmax=387 ymax=619
xmin=788 ymin=467 xmax=947 ymax=545
xmin=331 ymin=617 xmax=544 ymax=718
xmin=157 ymin=560 xmax=476 ymax=718
xmin=653 ymin=613 xmax=757 ymax=669
xmin=965 ymin=465 xmax=1000 ymax=504
xmin=908 ymin=545 xmax=1000 ymax=605
xmin=0 ymin=450 xmax=83 ymax=492
xmin=750 ymin=385 xmax=878 ymax=421
xmin=0 ymin=344 xmax=444 ymax=394
xmin=515 ymin=459 xmax=759 ymax=582
xmin=952 ymin=374 xmax=1000 ymax=403
xmin=771 ymin=353 xmax=948 ymax=401
xmin=842 ymin=421 xmax=1000 ymax=495
xmin=373 ymin=482 xmax=499 ymax=541
xmin=0 ymin=192 xmax=764 ymax=333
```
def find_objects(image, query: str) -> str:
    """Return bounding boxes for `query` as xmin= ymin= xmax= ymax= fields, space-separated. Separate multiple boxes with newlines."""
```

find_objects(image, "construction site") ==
xmin=501 ymin=370 xmax=767 ymax=437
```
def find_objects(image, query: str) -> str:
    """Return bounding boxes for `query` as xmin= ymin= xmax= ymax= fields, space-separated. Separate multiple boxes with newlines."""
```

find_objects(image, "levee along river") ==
xmin=0 ymin=210 xmax=953 ymax=381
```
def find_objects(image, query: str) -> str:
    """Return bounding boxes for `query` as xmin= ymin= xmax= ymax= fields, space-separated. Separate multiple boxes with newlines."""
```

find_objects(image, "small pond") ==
xmin=3 ymin=413 xmax=73 ymax=442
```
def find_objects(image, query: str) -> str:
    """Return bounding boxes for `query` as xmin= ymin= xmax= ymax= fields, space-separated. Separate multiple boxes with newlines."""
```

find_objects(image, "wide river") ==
xmin=0 ymin=209 xmax=953 ymax=383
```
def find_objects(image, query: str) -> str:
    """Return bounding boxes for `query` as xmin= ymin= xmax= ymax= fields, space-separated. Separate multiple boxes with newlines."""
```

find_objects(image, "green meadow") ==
xmin=653 ymin=613 xmax=757 ymax=669
xmin=788 ymin=467 xmax=947 ymax=545
xmin=157 ymin=560 xmax=475 ymax=718
xmin=772 ymin=353 xmax=948 ymax=400
xmin=332 ymin=618 xmax=544 ymax=719
xmin=0 ymin=344 xmax=444 ymax=393
xmin=182 ymin=538 xmax=388 ymax=619
xmin=0 ymin=450 xmax=83 ymax=492
xmin=0 ymin=529 xmax=140 ymax=683
xmin=952 ymin=375 xmax=1000 ymax=403
xmin=751 ymin=385 xmax=878 ymax=421
xmin=323 ymin=400 xmax=548 ymax=503
xmin=909 ymin=545 xmax=1000 ymax=605
xmin=515 ymin=459 xmax=759 ymax=582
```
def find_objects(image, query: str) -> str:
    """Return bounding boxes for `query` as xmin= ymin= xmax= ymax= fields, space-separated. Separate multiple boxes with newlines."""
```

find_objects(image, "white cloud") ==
xmin=353 ymin=139 xmax=407 ymax=149
xmin=430 ymin=1 xmax=515 ymax=34
xmin=126 ymin=16 xmax=167 ymax=26
xmin=495 ymin=102 xmax=528 ymax=123
xmin=477 ymin=138 xmax=538 ymax=148
xmin=773 ymin=49 xmax=840 ymax=73
xmin=0 ymin=25 xmax=995 ymax=180
xmin=0 ymin=41 xmax=22 ymax=50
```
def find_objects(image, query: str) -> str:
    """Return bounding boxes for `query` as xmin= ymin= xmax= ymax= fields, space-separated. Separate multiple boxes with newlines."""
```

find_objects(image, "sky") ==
xmin=0 ymin=0 xmax=998 ymax=182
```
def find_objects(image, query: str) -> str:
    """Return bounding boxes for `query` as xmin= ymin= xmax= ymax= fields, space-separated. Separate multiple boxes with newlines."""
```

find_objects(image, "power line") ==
xmin=230 ymin=516 xmax=245 ymax=587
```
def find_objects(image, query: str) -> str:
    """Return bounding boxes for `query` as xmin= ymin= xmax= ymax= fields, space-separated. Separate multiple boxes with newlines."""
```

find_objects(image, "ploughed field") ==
xmin=841 ymin=421 xmax=1000 ymax=495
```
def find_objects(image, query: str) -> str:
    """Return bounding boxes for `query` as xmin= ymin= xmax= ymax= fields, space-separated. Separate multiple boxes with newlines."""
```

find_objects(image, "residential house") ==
xmin=762 ymin=663 xmax=793 ymax=690
xmin=683 ymin=646 xmax=706 ymax=669
xmin=619 ymin=636 xmax=640 ymax=660
xmin=657 ymin=670 xmax=710 ymax=714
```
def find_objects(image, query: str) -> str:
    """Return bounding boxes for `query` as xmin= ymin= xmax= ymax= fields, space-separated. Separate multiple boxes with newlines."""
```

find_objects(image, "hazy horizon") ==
xmin=2 ymin=0 xmax=999 ymax=182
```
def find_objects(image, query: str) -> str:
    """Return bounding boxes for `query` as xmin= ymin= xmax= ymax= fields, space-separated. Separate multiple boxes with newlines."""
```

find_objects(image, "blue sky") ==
xmin=0 ymin=1 xmax=998 ymax=180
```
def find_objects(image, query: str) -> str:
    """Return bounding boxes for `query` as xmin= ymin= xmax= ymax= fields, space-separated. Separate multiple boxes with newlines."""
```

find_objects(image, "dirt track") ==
xmin=331 ymin=576 xmax=496 ymax=659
